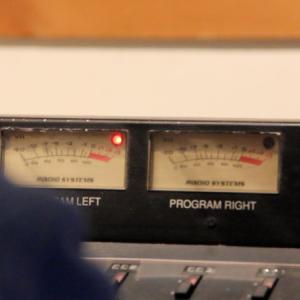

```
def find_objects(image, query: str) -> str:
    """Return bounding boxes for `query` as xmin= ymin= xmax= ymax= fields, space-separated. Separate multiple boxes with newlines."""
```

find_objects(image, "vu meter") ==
xmin=2 ymin=130 xmax=127 ymax=189
xmin=149 ymin=132 xmax=280 ymax=193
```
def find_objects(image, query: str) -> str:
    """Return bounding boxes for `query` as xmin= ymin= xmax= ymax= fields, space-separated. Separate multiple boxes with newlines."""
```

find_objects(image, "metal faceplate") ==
xmin=1 ymin=117 xmax=300 ymax=248
xmin=84 ymin=243 xmax=300 ymax=300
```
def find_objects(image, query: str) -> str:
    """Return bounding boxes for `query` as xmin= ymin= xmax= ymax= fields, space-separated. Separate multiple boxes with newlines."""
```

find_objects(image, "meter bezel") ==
xmin=0 ymin=127 xmax=129 ymax=190
xmin=147 ymin=130 xmax=282 ymax=194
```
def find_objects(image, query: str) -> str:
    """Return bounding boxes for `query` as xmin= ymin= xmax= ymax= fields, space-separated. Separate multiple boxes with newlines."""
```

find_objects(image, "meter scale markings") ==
xmin=3 ymin=131 xmax=127 ymax=189
xmin=167 ymin=144 xmax=267 ymax=167
xmin=18 ymin=142 xmax=115 ymax=165
xmin=150 ymin=132 xmax=280 ymax=193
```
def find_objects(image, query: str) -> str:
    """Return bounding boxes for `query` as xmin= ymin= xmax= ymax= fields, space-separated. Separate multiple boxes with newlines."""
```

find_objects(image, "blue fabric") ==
xmin=0 ymin=176 xmax=114 ymax=300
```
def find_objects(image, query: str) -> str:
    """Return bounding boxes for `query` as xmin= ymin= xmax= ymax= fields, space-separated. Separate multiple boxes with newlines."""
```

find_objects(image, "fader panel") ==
xmin=0 ymin=118 xmax=299 ymax=247
xmin=84 ymin=242 xmax=300 ymax=300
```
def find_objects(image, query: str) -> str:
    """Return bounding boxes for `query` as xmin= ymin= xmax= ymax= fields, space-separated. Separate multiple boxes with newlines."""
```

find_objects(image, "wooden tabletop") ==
xmin=1 ymin=0 xmax=300 ymax=40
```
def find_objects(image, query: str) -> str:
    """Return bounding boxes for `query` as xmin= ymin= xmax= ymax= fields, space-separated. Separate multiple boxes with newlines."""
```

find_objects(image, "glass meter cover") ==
xmin=149 ymin=132 xmax=280 ymax=193
xmin=2 ymin=130 xmax=127 ymax=189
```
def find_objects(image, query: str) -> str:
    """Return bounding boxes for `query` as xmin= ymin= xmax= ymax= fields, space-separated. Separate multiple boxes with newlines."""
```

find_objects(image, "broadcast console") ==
xmin=1 ymin=117 xmax=300 ymax=299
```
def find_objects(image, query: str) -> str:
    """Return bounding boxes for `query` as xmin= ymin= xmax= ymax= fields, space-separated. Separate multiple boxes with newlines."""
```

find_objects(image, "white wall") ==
xmin=0 ymin=45 xmax=299 ymax=120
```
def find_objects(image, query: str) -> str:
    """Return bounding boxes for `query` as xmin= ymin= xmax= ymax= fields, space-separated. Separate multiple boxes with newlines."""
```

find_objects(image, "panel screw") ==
xmin=204 ymin=217 xmax=217 ymax=228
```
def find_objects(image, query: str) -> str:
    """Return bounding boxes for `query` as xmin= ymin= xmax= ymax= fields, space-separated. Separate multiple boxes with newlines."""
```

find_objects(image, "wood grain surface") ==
xmin=1 ymin=0 xmax=300 ymax=40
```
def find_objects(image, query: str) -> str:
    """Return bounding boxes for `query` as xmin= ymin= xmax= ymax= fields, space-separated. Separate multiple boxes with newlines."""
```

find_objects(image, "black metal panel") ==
xmin=1 ymin=118 xmax=300 ymax=248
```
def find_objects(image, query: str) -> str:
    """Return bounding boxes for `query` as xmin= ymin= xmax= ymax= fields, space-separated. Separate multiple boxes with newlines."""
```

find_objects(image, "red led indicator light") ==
xmin=111 ymin=132 xmax=124 ymax=146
